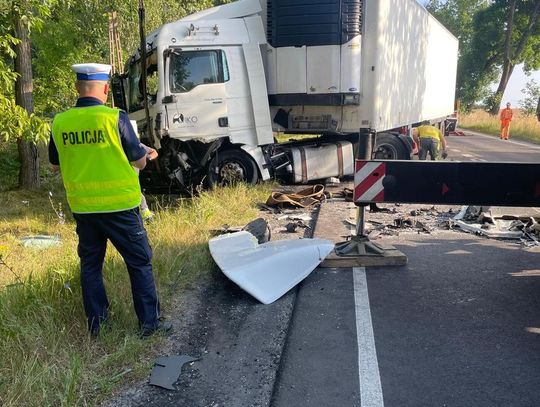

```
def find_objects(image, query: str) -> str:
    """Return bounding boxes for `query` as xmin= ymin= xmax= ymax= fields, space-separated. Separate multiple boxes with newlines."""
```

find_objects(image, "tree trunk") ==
xmin=489 ymin=63 xmax=515 ymax=115
xmin=488 ymin=0 xmax=516 ymax=115
xmin=14 ymin=4 xmax=40 ymax=190
xmin=488 ymin=0 xmax=540 ymax=115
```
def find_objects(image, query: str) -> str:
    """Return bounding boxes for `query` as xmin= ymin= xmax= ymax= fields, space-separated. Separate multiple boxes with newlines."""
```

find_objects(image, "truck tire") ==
xmin=208 ymin=149 xmax=259 ymax=186
xmin=373 ymin=133 xmax=409 ymax=160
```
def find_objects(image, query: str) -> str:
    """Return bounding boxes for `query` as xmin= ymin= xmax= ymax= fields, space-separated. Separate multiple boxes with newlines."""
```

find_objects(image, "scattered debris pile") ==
xmin=362 ymin=204 xmax=455 ymax=239
xmin=347 ymin=203 xmax=540 ymax=246
xmin=449 ymin=206 xmax=540 ymax=246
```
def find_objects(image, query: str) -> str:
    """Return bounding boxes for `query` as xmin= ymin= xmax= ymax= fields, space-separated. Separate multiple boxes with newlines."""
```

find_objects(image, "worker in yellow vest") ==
xmin=499 ymin=102 xmax=513 ymax=140
xmin=49 ymin=63 xmax=171 ymax=337
xmin=412 ymin=121 xmax=447 ymax=160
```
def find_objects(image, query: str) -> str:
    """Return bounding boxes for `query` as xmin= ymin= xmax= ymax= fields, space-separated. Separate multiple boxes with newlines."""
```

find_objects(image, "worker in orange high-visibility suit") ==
xmin=499 ymin=102 xmax=513 ymax=140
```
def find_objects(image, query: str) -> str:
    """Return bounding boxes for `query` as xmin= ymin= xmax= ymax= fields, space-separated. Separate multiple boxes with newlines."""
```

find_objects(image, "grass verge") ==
xmin=0 ymin=177 xmax=273 ymax=406
xmin=459 ymin=110 xmax=540 ymax=143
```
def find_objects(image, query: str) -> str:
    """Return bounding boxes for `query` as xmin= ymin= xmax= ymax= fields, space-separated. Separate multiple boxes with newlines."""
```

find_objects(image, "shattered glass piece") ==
xmin=20 ymin=235 xmax=61 ymax=249
xmin=149 ymin=355 xmax=197 ymax=390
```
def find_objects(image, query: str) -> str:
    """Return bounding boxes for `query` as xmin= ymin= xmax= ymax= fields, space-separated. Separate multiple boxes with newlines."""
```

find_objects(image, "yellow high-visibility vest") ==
xmin=417 ymin=125 xmax=442 ymax=142
xmin=52 ymin=105 xmax=141 ymax=213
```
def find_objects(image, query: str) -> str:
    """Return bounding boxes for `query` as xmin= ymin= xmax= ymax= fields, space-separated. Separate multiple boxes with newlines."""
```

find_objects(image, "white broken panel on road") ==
xmin=451 ymin=206 xmax=540 ymax=242
xmin=209 ymin=231 xmax=334 ymax=304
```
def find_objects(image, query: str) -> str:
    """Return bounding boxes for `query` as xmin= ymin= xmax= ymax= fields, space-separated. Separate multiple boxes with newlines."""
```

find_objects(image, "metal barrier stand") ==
xmin=332 ymin=132 xmax=406 ymax=265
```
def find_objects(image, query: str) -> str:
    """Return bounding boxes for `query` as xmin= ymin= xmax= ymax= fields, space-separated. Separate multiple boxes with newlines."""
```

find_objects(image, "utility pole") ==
xmin=108 ymin=11 xmax=123 ymax=107
xmin=138 ymin=0 xmax=156 ymax=149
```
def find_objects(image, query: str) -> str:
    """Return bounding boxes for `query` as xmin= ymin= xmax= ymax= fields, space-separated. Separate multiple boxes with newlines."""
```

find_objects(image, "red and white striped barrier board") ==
xmin=352 ymin=159 xmax=540 ymax=207
xmin=353 ymin=161 xmax=386 ymax=203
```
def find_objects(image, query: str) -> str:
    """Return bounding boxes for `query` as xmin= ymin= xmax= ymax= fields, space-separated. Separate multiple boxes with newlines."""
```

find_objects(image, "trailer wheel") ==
xmin=373 ymin=133 xmax=409 ymax=160
xmin=208 ymin=149 xmax=259 ymax=186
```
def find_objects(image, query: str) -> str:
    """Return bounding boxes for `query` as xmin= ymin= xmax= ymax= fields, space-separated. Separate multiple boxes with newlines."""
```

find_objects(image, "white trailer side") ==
xmin=361 ymin=0 xmax=458 ymax=132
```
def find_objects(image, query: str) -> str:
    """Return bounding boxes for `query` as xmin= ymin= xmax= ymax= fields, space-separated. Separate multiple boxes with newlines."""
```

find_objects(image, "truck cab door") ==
xmin=164 ymin=48 xmax=229 ymax=139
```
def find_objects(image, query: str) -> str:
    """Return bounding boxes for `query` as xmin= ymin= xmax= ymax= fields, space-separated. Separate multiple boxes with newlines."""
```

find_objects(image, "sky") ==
xmin=497 ymin=65 xmax=540 ymax=108
xmin=416 ymin=0 xmax=540 ymax=108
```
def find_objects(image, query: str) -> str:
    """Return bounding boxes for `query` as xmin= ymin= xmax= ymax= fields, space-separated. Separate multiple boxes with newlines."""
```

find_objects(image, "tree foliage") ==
xmin=0 ymin=0 xmax=222 ymax=188
xmin=31 ymin=0 xmax=217 ymax=117
xmin=483 ymin=0 xmax=540 ymax=114
xmin=427 ymin=0 xmax=540 ymax=112
xmin=518 ymin=78 xmax=540 ymax=114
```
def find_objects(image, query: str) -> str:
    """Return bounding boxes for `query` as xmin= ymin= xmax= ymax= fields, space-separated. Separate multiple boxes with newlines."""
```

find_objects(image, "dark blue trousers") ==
xmin=73 ymin=208 xmax=159 ymax=333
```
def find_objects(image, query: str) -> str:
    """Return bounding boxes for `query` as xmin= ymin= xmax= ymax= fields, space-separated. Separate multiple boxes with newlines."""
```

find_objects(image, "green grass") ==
xmin=0 ymin=175 xmax=273 ymax=406
xmin=459 ymin=109 xmax=540 ymax=143
xmin=0 ymin=141 xmax=20 ymax=191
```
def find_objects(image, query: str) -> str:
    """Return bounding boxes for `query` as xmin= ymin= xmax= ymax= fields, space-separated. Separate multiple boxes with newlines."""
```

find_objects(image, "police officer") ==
xmin=49 ymin=63 xmax=171 ymax=337
xmin=412 ymin=120 xmax=447 ymax=160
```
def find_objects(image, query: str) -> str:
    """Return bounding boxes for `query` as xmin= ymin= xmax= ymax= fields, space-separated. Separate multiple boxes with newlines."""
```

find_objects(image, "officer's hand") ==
xmin=441 ymin=150 xmax=448 ymax=159
xmin=146 ymin=148 xmax=158 ymax=161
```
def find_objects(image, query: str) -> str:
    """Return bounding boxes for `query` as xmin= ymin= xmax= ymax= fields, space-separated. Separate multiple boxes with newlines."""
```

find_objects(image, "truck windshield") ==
xmin=169 ymin=50 xmax=228 ymax=93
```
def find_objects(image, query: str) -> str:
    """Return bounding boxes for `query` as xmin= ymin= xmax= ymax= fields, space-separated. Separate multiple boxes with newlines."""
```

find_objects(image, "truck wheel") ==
xmin=373 ymin=133 xmax=408 ymax=160
xmin=208 ymin=149 xmax=259 ymax=186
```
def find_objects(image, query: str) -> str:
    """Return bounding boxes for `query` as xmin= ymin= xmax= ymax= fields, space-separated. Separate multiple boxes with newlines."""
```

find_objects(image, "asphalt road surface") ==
xmin=446 ymin=130 xmax=540 ymax=163
xmin=271 ymin=233 xmax=540 ymax=407
xmin=271 ymin=133 xmax=540 ymax=407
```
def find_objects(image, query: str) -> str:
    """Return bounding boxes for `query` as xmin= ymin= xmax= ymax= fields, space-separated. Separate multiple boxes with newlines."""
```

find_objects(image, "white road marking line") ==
xmin=353 ymin=267 xmax=384 ymax=407
xmin=462 ymin=153 xmax=475 ymax=158
xmin=450 ymin=148 xmax=461 ymax=153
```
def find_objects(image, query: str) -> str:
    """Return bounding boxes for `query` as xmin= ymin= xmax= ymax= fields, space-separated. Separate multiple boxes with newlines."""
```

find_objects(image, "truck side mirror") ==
xmin=111 ymin=74 xmax=128 ymax=111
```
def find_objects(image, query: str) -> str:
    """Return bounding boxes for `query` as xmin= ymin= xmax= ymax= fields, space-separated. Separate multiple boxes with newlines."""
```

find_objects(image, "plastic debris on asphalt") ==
xmin=209 ymin=231 xmax=334 ymax=304
xmin=450 ymin=206 xmax=540 ymax=245
xmin=149 ymin=355 xmax=198 ymax=390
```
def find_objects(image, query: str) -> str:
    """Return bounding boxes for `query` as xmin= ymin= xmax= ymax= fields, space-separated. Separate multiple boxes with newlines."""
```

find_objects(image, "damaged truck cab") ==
xmin=112 ymin=0 xmax=458 ymax=190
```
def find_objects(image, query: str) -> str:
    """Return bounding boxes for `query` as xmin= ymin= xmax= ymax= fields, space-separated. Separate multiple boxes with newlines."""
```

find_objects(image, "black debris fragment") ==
xmin=149 ymin=355 xmax=198 ymax=390
xmin=242 ymin=218 xmax=271 ymax=243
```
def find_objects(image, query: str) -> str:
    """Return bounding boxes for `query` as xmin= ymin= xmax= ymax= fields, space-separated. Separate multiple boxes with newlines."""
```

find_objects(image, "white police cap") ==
xmin=71 ymin=63 xmax=112 ymax=81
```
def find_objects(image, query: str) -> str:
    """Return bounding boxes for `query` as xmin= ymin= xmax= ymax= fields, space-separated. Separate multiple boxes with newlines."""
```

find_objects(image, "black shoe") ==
xmin=89 ymin=318 xmax=110 ymax=338
xmin=140 ymin=321 xmax=173 ymax=338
